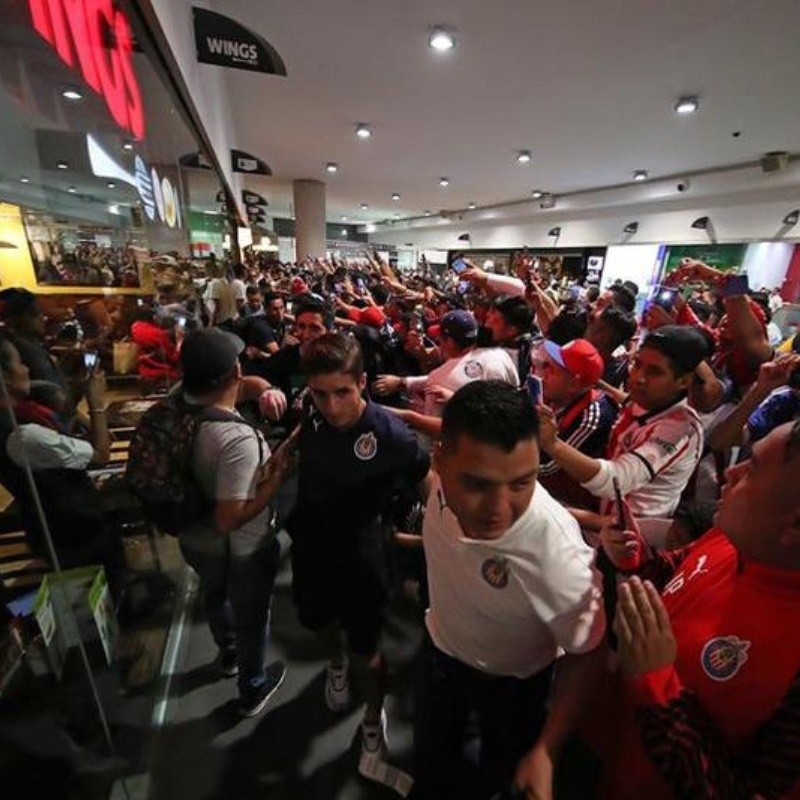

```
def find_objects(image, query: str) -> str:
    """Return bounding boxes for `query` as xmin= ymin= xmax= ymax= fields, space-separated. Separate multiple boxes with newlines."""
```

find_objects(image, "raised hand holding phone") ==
xmin=600 ymin=479 xmax=642 ymax=571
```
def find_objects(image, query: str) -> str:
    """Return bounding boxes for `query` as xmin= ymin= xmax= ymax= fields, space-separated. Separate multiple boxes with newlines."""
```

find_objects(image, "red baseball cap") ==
xmin=543 ymin=338 xmax=604 ymax=386
xmin=348 ymin=306 xmax=387 ymax=328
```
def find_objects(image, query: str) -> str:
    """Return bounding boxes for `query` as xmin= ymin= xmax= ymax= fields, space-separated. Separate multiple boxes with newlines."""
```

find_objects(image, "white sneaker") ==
xmin=360 ymin=709 xmax=388 ymax=758
xmin=324 ymin=658 xmax=351 ymax=712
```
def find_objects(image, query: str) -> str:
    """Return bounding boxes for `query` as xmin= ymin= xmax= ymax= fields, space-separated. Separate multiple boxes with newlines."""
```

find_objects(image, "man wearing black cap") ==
xmin=538 ymin=325 xmax=707 ymax=521
xmin=178 ymin=328 xmax=292 ymax=717
xmin=373 ymin=310 xmax=519 ymax=424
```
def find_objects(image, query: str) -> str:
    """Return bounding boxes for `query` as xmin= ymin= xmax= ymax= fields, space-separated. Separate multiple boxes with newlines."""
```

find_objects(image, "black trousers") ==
xmin=413 ymin=634 xmax=553 ymax=800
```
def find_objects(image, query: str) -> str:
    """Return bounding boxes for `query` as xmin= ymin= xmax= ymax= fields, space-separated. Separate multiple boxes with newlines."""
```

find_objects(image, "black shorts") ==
xmin=290 ymin=524 xmax=389 ymax=656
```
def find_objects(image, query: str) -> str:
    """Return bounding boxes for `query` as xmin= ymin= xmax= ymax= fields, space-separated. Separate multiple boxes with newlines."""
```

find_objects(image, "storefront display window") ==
xmin=0 ymin=0 xmax=230 ymax=294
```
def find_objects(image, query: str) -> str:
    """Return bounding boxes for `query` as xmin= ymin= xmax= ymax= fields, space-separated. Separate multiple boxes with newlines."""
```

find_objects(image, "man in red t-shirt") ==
xmin=594 ymin=420 xmax=800 ymax=800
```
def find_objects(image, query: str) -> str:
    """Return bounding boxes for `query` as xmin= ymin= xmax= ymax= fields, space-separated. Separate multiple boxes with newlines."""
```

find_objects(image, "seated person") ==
xmin=0 ymin=334 xmax=125 ymax=597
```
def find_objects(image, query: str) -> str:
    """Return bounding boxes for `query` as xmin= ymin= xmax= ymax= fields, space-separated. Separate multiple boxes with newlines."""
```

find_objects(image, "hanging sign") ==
xmin=242 ymin=191 xmax=268 ymax=206
xmin=231 ymin=149 xmax=272 ymax=175
xmin=28 ymin=0 xmax=145 ymax=139
xmin=193 ymin=7 xmax=287 ymax=75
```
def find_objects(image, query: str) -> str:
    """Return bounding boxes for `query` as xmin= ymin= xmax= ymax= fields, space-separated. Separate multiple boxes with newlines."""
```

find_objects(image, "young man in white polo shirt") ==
xmin=414 ymin=380 xmax=606 ymax=800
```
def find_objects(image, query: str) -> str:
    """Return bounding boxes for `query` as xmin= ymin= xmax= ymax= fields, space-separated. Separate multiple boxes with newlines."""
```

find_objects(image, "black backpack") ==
xmin=125 ymin=395 xmax=261 ymax=535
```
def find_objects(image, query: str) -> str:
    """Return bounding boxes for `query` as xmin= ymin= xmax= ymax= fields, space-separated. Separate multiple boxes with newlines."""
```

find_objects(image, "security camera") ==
xmin=676 ymin=179 xmax=691 ymax=193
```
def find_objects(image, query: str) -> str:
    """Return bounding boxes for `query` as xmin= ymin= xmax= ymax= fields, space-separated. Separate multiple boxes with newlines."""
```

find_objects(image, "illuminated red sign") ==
xmin=28 ymin=0 xmax=145 ymax=140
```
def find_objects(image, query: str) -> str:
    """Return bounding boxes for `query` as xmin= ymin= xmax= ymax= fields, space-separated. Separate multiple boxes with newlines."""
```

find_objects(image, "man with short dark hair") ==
xmin=481 ymin=295 xmax=537 ymax=380
xmin=178 ymin=329 xmax=292 ymax=717
xmin=539 ymin=325 xmax=706 ymax=520
xmin=288 ymin=333 xmax=430 ymax=777
xmin=415 ymin=380 xmax=606 ymax=799
xmin=586 ymin=305 xmax=638 ymax=389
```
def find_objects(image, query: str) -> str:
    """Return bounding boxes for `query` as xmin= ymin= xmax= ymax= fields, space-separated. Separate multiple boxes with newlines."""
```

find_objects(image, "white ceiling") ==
xmin=214 ymin=0 xmax=800 ymax=226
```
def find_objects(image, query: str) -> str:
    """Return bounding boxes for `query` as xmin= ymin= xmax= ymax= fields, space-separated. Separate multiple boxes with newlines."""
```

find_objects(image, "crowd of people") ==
xmin=0 ymin=247 xmax=799 ymax=799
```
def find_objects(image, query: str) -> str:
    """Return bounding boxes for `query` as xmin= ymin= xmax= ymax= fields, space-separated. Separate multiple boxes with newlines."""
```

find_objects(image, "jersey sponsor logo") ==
xmin=354 ymin=432 xmax=378 ymax=461
xmin=463 ymin=360 xmax=484 ymax=379
xmin=481 ymin=556 xmax=510 ymax=589
xmin=652 ymin=436 xmax=677 ymax=454
xmin=701 ymin=635 xmax=751 ymax=682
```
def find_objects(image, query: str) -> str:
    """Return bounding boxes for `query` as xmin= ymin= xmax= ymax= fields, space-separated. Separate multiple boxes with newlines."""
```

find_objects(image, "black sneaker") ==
xmin=238 ymin=661 xmax=286 ymax=718
xmin=217 ymin=649 xmax=238 ymax=678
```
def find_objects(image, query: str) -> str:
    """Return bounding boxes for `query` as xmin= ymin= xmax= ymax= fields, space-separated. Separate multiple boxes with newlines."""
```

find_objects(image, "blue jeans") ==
xmin=179 ymin=535 xmax=280 ymax=695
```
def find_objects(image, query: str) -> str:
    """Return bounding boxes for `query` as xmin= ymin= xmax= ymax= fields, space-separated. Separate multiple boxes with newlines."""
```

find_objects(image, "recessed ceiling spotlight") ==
xmin=516 ymin=150 xmax=532 ymax=164
xmin=20 ymin=176 xmax=29 ymax=184
xmin=325 ymin=162 xmax=338 ymax=174
xmin=633 ymin=170 xmax=649 ymax=182
xmin=67 ymin=186 xmax=77 ymax=193
xmin=122 ymin=141 xmax=134 ymax=151
xmin=107 ymin=181 xmax=116 ymax=188
xmin=428 ymin=27 xmax=456 ymax=51
xmin=674 ymin=96 xmax=699 ymax=115
xmin=62 ymin=87 xmax=82 ymax=100
xmin=57 ymin=160 xmax=68 ymax=170
xmin=439 ymin=177 xmax=450 ymax=187
xmin=531 ymin=190 xmax=543 ymax=199
xmin=360 ymin=203 xmax=369 ymax=210
xmin=355 ymin=123 xmax=372 ymax=139
xmin=467 ymin=202 xmax=477 ymax=210
xmin=341 ymin=215 xmax=348 ymax=221
xmin=393 ymin=213 xmax=400 ymax=219
xmin=391 ymin=193 xmax=401 ymax=201
xmin=424 ymin=210 xmax=432 ymax=216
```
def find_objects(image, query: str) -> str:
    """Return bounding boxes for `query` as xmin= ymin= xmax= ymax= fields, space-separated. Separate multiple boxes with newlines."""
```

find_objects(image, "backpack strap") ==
xmin=196 ymin=405 xmax=265 ymax=465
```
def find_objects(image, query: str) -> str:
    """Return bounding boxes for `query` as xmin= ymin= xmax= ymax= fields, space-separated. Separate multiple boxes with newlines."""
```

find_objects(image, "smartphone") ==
xmin=177 ymin=315 xmax=187 ymax=329
xmin=526 ymin=374 xmax=543 ymax=405
xmin=451 ymin=257 xmax=467 ymax=275
xmin=456 ymin=280 xmax=470 ymax=295
xmin=83 ymin=351 xmax=98 ymax=371
xmin=652 ymin=286 xmax=678 ymax=311
xmin=612 ymin=477 xmax=627 ymax=529
xmin=136 ymin=298 xmax=144 ymax=307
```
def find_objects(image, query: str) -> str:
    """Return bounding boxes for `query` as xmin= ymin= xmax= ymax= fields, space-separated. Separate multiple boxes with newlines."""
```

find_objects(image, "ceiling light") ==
xmin=341 ymin=229 xmax=348 ymax=237
xmin=623 ymin=221 xmax=639 ymax=235
xmin=67 ymin=186 xmax=77 ymax=193
xmin=424 ymin=210 xmax=432 ymax=216
xmin=360 ymin=203 xmax=369 ymax=210
xmin=548 ymin=226 xmax=561 ymax=237
xmin=439 ymin=177 xmax=449 ymax=187
xmin=674 ymin=96 xmax=699 ymax=115
xmin=107 ymin=181 xmax=116 ymax=188
xmin=633 ymin=170 xmax=649 ymax=182
xmin=108 ymin=203 xmax=120 ymax=214
xmin=325 ymin=162 xmax=338 ymax=174
xmin=428 ymin=27 xmax=455 ymax=51
xmin=782 ymin=209 xmax=799 ymax=227
xmin=341 ymin=215 xmax=348 ymax=221
xmin=62 ymin=87 xmax=82 ymax=100
xmin=516 ymin=150 xmax=532 ymax=164
xmin=391 ymin=193 xmax=400 ymax=201
xmin=467 ymin=202 xmax=476 ymax=210
xmin=531 ymin=190 xmax=543 ymax=199
xmin=355 ymin=123 xmax=372 ymax=139
xmin=122 ymin=141 xmax=134 ymax=151
xmin=393 ymin=213 xmax=400 ymax=219
xmin=20 ymin=177 xmax=29 ymax=184
xmin=57 ymin=160 xmax=68 ymax=169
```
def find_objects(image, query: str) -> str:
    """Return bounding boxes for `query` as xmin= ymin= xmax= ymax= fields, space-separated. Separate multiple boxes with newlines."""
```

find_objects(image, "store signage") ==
xmin=231 ymin=149 xmax=272 ymax=175
xmin=28 ymin=0 xmax=144 ymax=139
xmin=179 ymin=151 xmax=212 ymax=170
xmin=243 ymin=191 xmax=268 ymax=206
xmin=193 ymin=7 xmax=287 ymax=75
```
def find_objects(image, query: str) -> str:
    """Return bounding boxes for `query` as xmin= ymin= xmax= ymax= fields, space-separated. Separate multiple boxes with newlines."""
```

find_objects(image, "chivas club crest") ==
xmin=701 ymin=636 xmax=751 ymax=681
xmin=481 ymin=556 xmax=510 ymax=589
xmin=354 ymin=432 xmax=378 ymax=461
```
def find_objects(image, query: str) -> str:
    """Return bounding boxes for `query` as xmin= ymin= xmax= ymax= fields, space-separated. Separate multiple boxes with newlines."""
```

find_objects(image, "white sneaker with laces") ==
xmin=324 ymin=658 xmax=351 ymax=712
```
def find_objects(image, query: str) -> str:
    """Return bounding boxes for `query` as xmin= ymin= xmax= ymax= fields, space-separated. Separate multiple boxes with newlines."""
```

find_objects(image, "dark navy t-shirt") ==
xmin=290 ymin=400 xmax=430 ymax=540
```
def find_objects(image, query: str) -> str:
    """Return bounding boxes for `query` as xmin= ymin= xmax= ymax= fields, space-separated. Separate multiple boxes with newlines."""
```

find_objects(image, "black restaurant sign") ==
xmin=231 ymin=149 xmax=272 ymax=175
xmin=193 ymin=7 xmax=287 ymax=75
xmin=243 ymin=191 xmax=268 ymax=206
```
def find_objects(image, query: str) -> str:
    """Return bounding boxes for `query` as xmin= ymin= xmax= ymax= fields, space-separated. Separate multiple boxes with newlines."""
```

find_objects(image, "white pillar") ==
xmin=293 ymin=179 xmax=326 ymax=259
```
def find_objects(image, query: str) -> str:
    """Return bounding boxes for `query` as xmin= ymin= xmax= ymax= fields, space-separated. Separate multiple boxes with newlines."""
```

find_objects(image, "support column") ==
xmin=293 ymin=179 xmax=326 ymax=260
